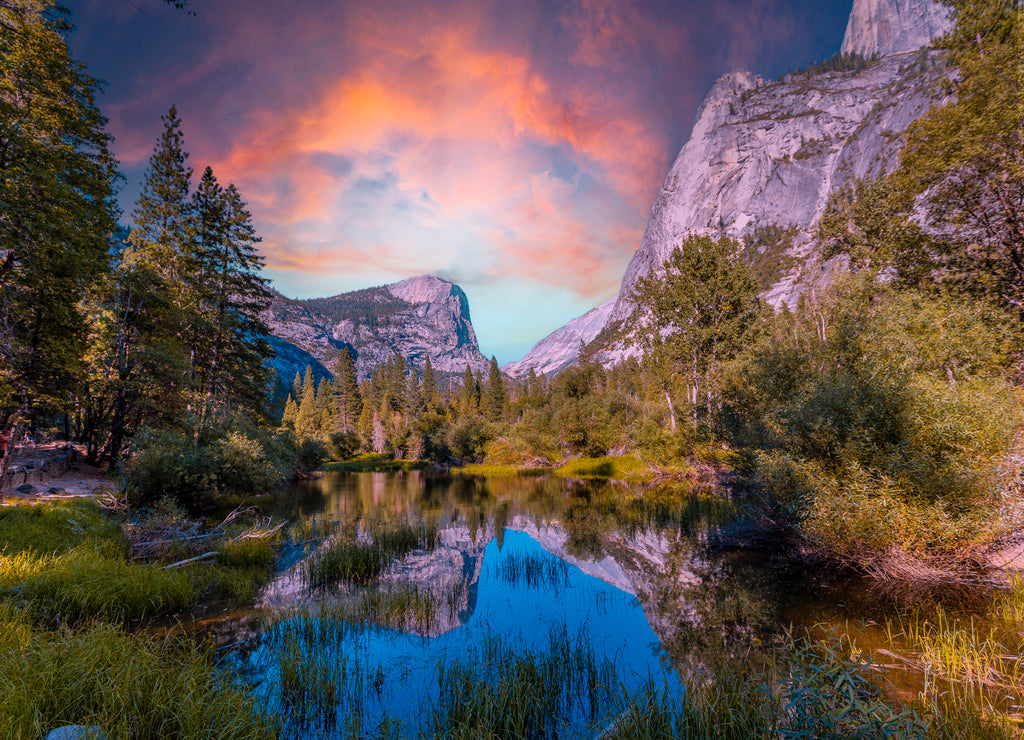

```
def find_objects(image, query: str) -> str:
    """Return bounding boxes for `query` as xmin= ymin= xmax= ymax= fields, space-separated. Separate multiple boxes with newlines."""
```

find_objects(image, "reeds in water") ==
xmin=493 ymin=550 xmax=572 ymax=591
xmin=300 ymin=523 xmax=438 ymax=589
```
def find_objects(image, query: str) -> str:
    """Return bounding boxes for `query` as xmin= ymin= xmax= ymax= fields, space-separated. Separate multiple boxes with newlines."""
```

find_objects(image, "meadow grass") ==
xmin=450 ymin=463 xmax=548 ymax=477
xmin=454 ymin=455 xmax=655 ymax=481
xmin=0 ymin=499 xmax=279 ymax=623
xmin=0 ymin=603 xmax=278 ymax=740
xmin=555 ymin=454 xmax=651 ymax=481
xmin=323 ymin=454 xmax=429 ymax=473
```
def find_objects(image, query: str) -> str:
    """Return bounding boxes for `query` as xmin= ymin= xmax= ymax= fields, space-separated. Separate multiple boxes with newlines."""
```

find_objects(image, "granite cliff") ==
xmin=265 ymin=275 xmax=490 ymax=383
xmin=510 ymin=0 xmax=953 ymax=372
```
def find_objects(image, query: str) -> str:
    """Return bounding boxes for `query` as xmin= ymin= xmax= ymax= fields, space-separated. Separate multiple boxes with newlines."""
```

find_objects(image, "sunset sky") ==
xmin=63 ymin=0 xmax=852 ymax=363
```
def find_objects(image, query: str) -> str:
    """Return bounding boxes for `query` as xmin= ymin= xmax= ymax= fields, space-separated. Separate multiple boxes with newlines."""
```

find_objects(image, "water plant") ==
xmin=300 ymin=523 xmax=437 ymax=589
xmin=493 ymin=550 xmax=572 ymax=591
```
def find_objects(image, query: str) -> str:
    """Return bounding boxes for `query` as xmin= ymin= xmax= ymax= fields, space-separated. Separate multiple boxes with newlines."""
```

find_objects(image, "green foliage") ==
xmin=298 ymin=286 xmax=409 ymax=330
xmin=896 ymin=1 xmax=1024 ymax=312
xmin=632 ymin=234 xmax=762 ymax=426
xmin=0 ymin=604 xmax=278 ymax=739
xmin=726 ymin=278 xmax=1023 ymax=568
xmin=126 ymin=418 xmax=292 ymax=510
xmin=0 ymin=2 xmax=119 ymax=422
xmin=743 ymin=223 xmax=799 ymax=291
xmin=784 ymin=50 xmax=873 ymax=79
xmin=555 ymin=455 xmax=650 ymax=481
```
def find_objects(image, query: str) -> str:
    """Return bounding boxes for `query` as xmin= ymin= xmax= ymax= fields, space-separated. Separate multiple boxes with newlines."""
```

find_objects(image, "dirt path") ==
xmin=1 ymin=442 xmax=115 ymax=504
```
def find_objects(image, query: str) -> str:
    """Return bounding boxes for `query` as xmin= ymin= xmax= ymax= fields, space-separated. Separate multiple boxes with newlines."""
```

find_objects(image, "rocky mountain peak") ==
xmin=841 ymin=0 xmax=952 ymax=59
xmin=265 ymin=275 xmax=489 ymax=387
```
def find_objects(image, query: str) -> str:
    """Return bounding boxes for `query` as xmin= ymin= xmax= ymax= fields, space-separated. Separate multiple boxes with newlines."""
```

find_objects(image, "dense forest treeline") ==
xmin=2 ymin=0 xmax=1023 ymax=579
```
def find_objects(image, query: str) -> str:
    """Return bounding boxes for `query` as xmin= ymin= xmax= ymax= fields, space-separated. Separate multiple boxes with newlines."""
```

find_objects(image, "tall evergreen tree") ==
xmin=459 ymin=365 xmax=477 ymax=415
xmin=190 ymin=168 xmax=272 ymax=432
xmin=129 ymin=106 xmax=192 ymax=286
xmin=483 ymin=356 xmax=507 ymax=421
xmin=0 ymin=1 xmax=119 ymax=467
xmin=421 ymin=356 xmax=439 ymax=409
xmin=332 ymin=348 xmax=361 ymax=433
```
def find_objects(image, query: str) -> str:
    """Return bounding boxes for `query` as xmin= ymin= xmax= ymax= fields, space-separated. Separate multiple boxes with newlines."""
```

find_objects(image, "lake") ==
xmin=212 ymin=470 xmax=1010 ymax=738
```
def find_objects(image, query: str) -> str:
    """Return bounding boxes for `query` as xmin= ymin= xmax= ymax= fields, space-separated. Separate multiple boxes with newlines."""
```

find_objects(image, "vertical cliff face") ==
xmin=842 ymin=0 xmax=951 ymax=58
xmin=506 ymin=0 xmax=955 ymax=369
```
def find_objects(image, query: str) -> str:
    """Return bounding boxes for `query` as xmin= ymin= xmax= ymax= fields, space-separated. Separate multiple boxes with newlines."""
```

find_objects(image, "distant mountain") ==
xmin=502 ymin=298 xmax=616 ymax=377
xmin=509 ymin=0 xmax=953 ymax=371
xmin=265 ymin=275 xmax=490 ymax=382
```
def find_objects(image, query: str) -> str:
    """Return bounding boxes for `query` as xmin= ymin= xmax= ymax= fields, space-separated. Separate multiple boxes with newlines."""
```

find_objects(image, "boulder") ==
xmin=15 ymin=483 xmax=35 ymax=494
xmin=44 ymin=727 xmax=107 ymax=740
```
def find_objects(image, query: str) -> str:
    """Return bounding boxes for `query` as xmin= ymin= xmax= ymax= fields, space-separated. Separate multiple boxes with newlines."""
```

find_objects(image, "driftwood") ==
xmin=160 ymin=551 xmax=220 ymax=569
xmin=128 ymin=501 xmax=287 ymax=563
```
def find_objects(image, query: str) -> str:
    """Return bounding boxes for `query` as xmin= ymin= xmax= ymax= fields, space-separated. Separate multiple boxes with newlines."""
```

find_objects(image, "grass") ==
xmin=425 ymin=626 xmax=620 ymax=739
xmin=323 ymin=454 xmax=430 ymax=473
xmin=454 ymin=455 xmax=653 ymax=481
xmin=555 ymin=455 xmax=651 ymax=481
xmin=493 ymin=550 xmax=572 ymax=591
xmin=450 ymin=463 xmax=548 ymax=477
xmin=0 ymin=602 xmax=278 ymax=740
xmin=0 ymin=499 xmax=279 ymax=624
xmin=301 ymin=523 xmax=438 ymax=589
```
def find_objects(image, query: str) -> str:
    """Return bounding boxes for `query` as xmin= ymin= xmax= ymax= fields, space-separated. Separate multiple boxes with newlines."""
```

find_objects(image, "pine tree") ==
xmin=294 ymin=366 xmax=319 ymax=439
xmin=190 ymin=169 xmax=272 ymax=432
xmin=0 ymin=2 xmax=119 ymax=465
xmin=281 ymin=394 xmax=299 ymax=428
xmin=129 ymin=106 xmax=193 ymax=286
xmin=459 ymin=365 xmax=477 ymax=415
xmin=422 ymin=356 xmax=439 ymax=409
xmin=483 ymin=356 xmax=507 ymax=421
xmin=332 ymin=348 xmax=362 ymax=433
xmin=293 ymin=371 xmax=303 ymax=401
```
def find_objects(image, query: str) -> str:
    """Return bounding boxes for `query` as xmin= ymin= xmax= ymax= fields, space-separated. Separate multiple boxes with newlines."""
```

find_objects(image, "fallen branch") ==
xmin=160 ymin=551 xmax=220 ymax=569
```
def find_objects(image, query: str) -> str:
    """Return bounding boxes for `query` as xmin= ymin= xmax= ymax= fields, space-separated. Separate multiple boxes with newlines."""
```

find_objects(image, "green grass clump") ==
xmin=555 ymin=455 xmax=651 ymax=481
xmin=0 ymin=499 xmax=121 ymax=556
xmin=0 ymin=543 xmax=194 ymax=624
xmin=424 ymin=626 xmax=618 ymax=739
xmin=301 ymin=524 xmax=437 ymax=589
xmin=0 ymin=603 xmax=278 ymax=739
xmin=451 ymin=463 xmax=547 ymax=477
xmin=323 ymin=453 xmax=429 ymax=473
xmin=494 ymin=551 xmax=572 ymax=591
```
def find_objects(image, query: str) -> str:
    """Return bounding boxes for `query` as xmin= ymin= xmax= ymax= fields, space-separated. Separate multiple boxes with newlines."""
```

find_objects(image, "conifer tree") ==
xmin=130 ymin=106 xmax=192 ymax=287
xmin=460 ymin=365 xmax=477 ymax=415
xmin=332 ymin=348 xmax=361 ymax=433
xmin=422 ymin=356 xmax=439 ymax=409
xmin=294 ymin=366 xmax=318 ymax=439
xmin=0 ymin=1 xmax=119 ymax=461
xmin=189 ymin=169 xmax=272 ymax=430
xmin=483 ymin=356 xmax=507 ymax=421
xmin=281 ymin=393 xmax=298 ymax=428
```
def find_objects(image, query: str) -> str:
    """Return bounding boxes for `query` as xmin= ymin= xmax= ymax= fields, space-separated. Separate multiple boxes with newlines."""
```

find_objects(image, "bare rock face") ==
xmin=842 ymin=0 xmax=951 ymax=59
xmin=507 ymin=0 xmax=954 ymax=372
xmin=606 ymin=50 xmax=948 ymax=328
xmin=265 ymin=275 xmax=489 ymax=379
xmin=501 ymin=297 xmax=616 ymax=377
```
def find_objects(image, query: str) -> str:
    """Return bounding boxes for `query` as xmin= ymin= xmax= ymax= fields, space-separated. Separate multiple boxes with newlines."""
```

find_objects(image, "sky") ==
xmin=62 ymin=0 xmax=852 ymax=364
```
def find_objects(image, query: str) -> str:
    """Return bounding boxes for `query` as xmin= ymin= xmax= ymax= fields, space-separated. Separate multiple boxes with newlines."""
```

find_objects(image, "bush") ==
xmin=728 ymin=281 xmax=1024 ymax=569
xmin=127 ymin=423 xmax=291 ymax=510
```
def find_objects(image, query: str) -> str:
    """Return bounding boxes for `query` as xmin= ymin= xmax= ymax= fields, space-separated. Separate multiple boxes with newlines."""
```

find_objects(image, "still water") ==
xmin=217 ymin=470 xmax=981 ymax=737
